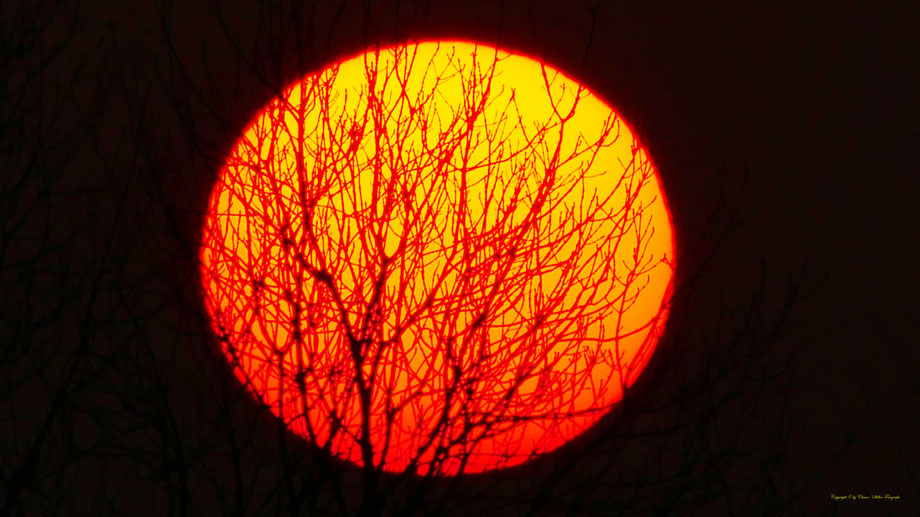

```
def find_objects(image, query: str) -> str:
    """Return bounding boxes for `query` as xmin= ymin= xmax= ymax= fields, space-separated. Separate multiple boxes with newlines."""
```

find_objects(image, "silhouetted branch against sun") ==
xmin=199 ymin=40 xmax=676 ymax=477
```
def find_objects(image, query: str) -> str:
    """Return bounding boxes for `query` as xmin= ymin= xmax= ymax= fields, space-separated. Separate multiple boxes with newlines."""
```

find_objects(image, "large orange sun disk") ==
xmin=200 ymin=41 xmax=675 ymax=475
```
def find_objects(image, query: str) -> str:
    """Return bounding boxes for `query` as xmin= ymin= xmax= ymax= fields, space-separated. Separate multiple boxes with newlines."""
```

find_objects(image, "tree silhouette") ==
xmin=7 ymin=0 xmax=884 ymax=516
xmin=199 ymin=42 xmax=674 ymax=481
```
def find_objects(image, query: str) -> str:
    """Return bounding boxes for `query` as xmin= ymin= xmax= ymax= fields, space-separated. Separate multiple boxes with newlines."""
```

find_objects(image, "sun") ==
xmin=200 ymin=40 xmax=675 ymax=475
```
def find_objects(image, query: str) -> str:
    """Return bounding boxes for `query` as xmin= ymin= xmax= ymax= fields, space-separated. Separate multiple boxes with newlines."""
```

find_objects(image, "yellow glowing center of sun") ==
xmin=201 ymin=41 xmax=675 ymax=475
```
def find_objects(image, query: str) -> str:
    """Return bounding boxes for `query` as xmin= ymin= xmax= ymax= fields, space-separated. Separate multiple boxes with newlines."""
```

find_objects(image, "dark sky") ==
xmin=2 ymin=1 xmax=918 ymax=515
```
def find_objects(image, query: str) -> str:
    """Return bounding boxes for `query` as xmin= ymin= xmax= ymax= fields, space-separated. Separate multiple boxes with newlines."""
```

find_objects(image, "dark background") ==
xmin=2 ymin=0 xmax=918 ymax=515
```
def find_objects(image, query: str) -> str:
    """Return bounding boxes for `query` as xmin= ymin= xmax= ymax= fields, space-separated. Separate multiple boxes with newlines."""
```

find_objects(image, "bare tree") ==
xmin=143 ymin=2 xmax=817 ymax=515
xmin=199 ymin=42 xmax=673 ymax=512
xmin=1 ymin=1 xmax=835 ymax=516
